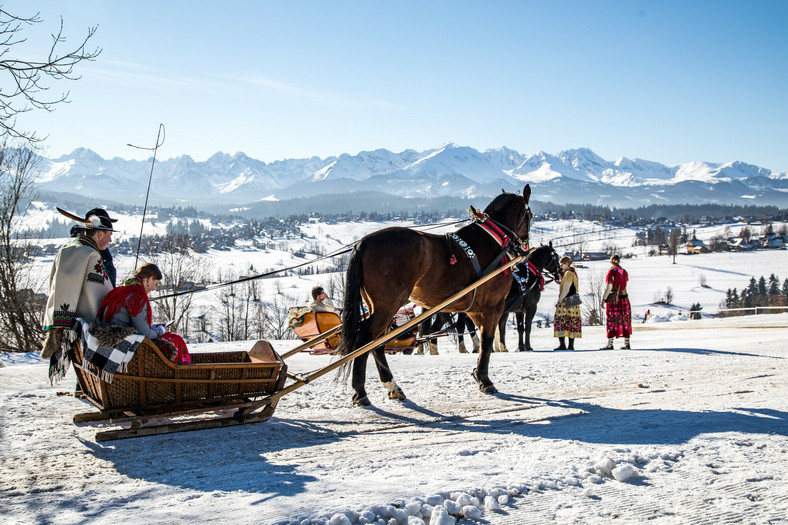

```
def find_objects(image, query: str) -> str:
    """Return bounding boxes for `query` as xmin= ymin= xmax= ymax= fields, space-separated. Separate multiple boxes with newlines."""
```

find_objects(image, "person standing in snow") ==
xmin=41 ymin=208 xmax=117 ymax=360
xmin=553 ymin=256 xmax=582 ymax=350
xmin=602 ymin=254 xmax=632 ymax=349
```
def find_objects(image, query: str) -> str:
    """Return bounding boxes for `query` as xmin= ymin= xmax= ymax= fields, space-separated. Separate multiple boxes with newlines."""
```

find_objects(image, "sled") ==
xmin=289 ymin=308 xmax=419 ymax=355
xmin=71 ymin=338 xmax=287 ymax=441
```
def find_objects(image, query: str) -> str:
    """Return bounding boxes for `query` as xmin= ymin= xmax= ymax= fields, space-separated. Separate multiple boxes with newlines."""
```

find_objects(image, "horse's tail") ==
xmin=337 ymin=240 xmax=366 ymax=358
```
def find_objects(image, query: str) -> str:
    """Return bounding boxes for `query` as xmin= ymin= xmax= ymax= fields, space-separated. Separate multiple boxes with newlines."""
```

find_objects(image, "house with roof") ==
xmin=761 ymin=233 xmax=786 ymax=249
xmin=686 ymin=239 xmax=708 ymax=254
xmin=728 ymin=238 xmax=753 ymax=251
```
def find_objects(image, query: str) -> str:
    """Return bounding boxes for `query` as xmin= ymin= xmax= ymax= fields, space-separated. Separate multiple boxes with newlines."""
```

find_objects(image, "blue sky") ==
xmin=7 ymin=0 xmax=788 ymax=170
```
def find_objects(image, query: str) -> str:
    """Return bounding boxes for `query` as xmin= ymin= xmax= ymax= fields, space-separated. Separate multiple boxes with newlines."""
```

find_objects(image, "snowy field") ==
xmin=1 ymin=315 xmax=787 ymax=524
xmin=3 ymin=214 xmax=788 ymax=524
xmin=21 ymin=210 xmax=788 ymax=328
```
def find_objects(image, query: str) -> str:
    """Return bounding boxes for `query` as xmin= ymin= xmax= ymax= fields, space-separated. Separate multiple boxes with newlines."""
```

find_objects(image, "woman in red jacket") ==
xmin=97 ymin=263 xmax=190 ymax=364
xmin=602 ymin=254 xmax=632 ymax=349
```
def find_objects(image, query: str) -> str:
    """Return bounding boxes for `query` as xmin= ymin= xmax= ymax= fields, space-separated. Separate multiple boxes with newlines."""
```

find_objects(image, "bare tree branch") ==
xmin=0 ymin=8 xmax=101 ymax=143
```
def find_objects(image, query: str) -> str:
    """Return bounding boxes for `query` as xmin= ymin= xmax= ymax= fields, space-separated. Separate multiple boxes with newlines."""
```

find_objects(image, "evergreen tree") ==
xmin=783 ymin=279 xmax=788 ymax=306
xmin=743 ymin=278 xmax=758 ymax=307
xmin=768 ymin=274 xmax=780 ymax=304
xmin=758 ymin=276 xmax=768 ymax=302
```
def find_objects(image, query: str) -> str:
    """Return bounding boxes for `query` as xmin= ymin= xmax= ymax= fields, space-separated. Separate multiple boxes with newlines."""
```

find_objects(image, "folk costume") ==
xmin=554 ymin=266 xmax=582 ymax=348
xmin=603 ymin=259 xmax=632 ymax=349
xmin=71 ymin=224 xmax=116 ymax=287
xmin=97 ymin=277 xmax=191 ymax=364
xmin=41 ymin=234 xmax=113 ymax=359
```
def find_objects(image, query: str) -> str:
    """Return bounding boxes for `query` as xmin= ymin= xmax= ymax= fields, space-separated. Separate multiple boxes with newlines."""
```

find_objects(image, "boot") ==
xmin=600 ymin=337 xmax=614 ymax=350
xmin=621 ymin=338 xmax=631 ymax=350
xmin=554 ymin=337 xmax=566 ymax=351
xmin=429 ymin=340 xmax=439 ymax=355
xmin=568 ymin=337 xmax=575 ymax=351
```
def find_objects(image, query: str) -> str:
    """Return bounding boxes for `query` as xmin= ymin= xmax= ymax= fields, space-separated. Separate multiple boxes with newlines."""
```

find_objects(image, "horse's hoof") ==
xmin=471 ymin=369 xmax=496 ymax=393
xmin=352 ymin=394 xmax=371 ymax=407
xmin=480 ymin=384 xmax=498 ymax=394
xmin=388 ymin=389 xmax=406 ymax=401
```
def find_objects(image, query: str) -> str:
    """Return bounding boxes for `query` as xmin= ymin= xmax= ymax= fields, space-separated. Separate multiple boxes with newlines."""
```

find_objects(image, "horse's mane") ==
xmin=483 ymin=192 xmax=521 ymax=218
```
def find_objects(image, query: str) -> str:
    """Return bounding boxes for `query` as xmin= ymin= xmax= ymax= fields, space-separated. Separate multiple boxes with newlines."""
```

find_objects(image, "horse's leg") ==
xmin=497 ymin=313 xmax=509 ymax=352
xmin=468 ymin=312 xmax=499 ymax=394
xmin=515 ymin=311 xmax=526 ymax=351
xmin=460 ymin=314 xmax=481 ymax=353
xmin=457 ymin=329 xmax=469 ymax=353
xmin=351 ymin=348 xmax=373 ymax=406
xmin=417 ymin=314 xmax=437 ymax=355
xmin=456 ymin=313 xmax=469 ymax=353
xmin=524 ymin=302 xmax=537 ymax=351
xmin=371 ymin=347 xmax=406 ymax=400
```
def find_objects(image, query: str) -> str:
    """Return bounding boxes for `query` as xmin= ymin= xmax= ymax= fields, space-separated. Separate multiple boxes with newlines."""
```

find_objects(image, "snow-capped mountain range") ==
xmin=34 ymin=143 xmax=788 ymax=207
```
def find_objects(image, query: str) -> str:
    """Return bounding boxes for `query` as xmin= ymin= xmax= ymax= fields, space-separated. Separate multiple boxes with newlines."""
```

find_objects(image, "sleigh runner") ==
xmin=71 ymin=338 xmax=288 ymax=441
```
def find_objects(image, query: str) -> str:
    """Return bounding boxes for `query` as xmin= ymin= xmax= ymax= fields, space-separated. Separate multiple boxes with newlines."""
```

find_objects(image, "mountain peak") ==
xmin=31 ymin=144 xmax=788 ymax=207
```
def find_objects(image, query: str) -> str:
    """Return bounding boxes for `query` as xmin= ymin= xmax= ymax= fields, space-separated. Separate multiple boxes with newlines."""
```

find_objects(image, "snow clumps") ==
xmin=587 ymin=453 xmax=641 ymax=483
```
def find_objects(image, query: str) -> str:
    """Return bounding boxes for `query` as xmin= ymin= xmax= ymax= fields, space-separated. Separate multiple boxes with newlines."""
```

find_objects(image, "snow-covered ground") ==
xmin=2 ymin=315 xmax=788 ymax=524
xmin=3 ymin=214 xmax=788 ymax=524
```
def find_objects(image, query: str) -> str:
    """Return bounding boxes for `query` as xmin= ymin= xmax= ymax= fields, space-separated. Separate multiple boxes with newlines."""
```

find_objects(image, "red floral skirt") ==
xmin=605 ymin=298 xmax=632 ymax=338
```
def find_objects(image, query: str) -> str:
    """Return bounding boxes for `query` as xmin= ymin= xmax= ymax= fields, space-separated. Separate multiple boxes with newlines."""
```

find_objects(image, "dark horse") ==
xmin=494 ymin=243 xmax=561 ymax=352
xmin=337 ymin=186 xmax=532 ymax=405
xmin=417 ymin=312 xmax=480 ymax=354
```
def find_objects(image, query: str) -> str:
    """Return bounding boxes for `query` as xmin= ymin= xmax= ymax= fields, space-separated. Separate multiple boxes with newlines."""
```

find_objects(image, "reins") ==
xmin=149 ymin=218 xmax=471 ymax=302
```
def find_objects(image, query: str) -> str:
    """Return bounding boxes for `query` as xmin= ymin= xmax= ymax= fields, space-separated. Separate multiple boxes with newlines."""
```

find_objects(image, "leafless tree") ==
xmin=0 ymin=145 xmax=44 ymax=351
xmin=216 ymin=282 xmax=241 ymax=341
xmin=0 ymin=8 xmax=101 ymax=143
xmin=708 ymin=234 xmax=727 ymax=252
xmin=668 ymin=229 xmax=681 ymax=264
xmin=581 ymin=268 xmax=606 ymax=326
xmin=265 ymin=295 xmax=297 ymax=340
xmin=148 ymin=233 xmax=210 ymax=335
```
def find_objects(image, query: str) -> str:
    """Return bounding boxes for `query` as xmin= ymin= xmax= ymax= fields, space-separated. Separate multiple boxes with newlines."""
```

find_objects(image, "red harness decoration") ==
xmin=472 ymin=209 xmax=512 ymax=275
xmin=526 ymin=260 xmax=545 ymax=291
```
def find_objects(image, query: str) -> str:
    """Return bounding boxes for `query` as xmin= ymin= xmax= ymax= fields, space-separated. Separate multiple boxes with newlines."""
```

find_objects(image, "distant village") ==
xmin=28 ymin=205 xmax=788 ymax=260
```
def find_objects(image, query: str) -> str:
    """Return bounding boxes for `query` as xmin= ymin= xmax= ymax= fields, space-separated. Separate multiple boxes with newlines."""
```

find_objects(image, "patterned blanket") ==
xmin=78 ymin=319 xmax=145 ymax=383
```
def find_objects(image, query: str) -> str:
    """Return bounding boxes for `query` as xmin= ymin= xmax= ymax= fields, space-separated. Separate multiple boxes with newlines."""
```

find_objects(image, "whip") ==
xmin=127 ymin=123 xmax=165 ymax=270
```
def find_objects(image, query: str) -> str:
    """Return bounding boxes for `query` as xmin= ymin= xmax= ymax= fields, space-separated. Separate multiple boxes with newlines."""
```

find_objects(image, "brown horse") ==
xmin=337 ymin=185 xmax=532 ymax=405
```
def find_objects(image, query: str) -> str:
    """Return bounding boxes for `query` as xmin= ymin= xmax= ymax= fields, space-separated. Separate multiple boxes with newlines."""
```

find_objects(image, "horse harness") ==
xmin=445 ymin=206 xmax=530 ymax=311
xmin=503 ymin=248 xmax=560 ymax=312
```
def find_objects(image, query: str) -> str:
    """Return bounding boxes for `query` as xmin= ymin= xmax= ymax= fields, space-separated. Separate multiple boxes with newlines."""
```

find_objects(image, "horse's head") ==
xmin=483 ymin=184 xmax=532 ymax=246
xmin=544 ymin=241 xmax=562 ymax=282
xmin=527 ymin=241 xmax=562 ymax=283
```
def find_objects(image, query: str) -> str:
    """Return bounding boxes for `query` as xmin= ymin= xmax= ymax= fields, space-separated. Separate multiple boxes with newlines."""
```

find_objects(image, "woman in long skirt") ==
xmin=602 ymin=254 xmax=632 ymax=349
xmin=553 ymin=256 xmax=582 ymax=350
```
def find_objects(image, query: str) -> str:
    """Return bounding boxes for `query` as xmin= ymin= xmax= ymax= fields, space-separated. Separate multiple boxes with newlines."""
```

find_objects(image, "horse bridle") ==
xmin=546 ymin=249 xmax=561 ymax=283
xmin=485 ymin=203 xmax=532 ymax=257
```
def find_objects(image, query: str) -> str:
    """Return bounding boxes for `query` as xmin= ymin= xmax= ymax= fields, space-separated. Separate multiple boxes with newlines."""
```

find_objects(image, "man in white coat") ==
xmin=41 ymin=208 xmax=117 ymax=359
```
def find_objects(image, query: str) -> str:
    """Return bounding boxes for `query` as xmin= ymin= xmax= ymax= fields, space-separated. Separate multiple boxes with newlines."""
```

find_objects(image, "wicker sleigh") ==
xmin=71 ymin=338 xmax=287 ymax=441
